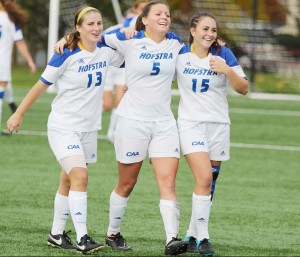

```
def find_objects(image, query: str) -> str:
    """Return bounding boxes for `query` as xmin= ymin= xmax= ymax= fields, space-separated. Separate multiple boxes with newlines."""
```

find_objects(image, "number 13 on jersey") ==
xmin=192 ymin=78 xmax=210 ymax=93
xmin=87 ymin=72 xmax=102 ymax=88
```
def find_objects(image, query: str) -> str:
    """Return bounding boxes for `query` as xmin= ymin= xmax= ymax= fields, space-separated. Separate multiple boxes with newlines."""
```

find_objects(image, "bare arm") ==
xmin=7 ymin=80 xmax=48 ymax=133
xmin=210 ymin=57 xmax=248 ymax=95
xmin=15 ymin=40 xmax=36 ymax=74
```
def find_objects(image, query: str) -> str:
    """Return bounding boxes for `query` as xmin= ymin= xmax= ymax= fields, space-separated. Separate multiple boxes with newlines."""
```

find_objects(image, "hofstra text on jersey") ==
xmin=139 ymin=53 xmax=173 ymax=60
xmin=78 ymin=61 xmax=107 ymax=72
xmin=183 ymin=68 xmax=217 ymax=76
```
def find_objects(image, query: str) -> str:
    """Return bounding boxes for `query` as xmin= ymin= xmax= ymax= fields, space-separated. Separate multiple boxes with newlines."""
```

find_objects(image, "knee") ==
xmin=70 ymin=168 xmax=88 ymax=189
xmin=158 ymin=177 xmax=176 ymax=198
xmin=196 ymin=173 xmax=212 ymax=190
xmin=118 ymin=177 xmax=137 ymax=196
xmin=163 ymin=178 xmax=176 ymax=192
xmin=60 ymin=176 xmax=71 ymax=190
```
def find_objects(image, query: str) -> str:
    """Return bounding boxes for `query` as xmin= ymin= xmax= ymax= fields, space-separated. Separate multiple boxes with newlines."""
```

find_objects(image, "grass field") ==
xmin=0 ymin=67 xmax=300 ymax=256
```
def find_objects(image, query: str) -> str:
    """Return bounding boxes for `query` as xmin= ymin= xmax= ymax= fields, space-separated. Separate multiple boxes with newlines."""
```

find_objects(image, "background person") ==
xmin=176 ymin=11 xmax=248 ymax=256
xmin=0 ymin=0 xmax=36 ymax=134
xmin=7 ymin=6 xmax=124 ymax=254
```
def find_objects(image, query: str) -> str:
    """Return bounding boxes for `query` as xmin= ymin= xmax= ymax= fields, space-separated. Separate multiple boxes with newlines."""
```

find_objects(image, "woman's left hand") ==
xmin=210 ymin=56 xmax=229 ymax=75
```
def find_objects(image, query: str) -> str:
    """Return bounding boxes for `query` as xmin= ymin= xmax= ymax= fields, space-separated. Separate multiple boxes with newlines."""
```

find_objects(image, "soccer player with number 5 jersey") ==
xmin=101 ymin=0 xmax=188 ymax=255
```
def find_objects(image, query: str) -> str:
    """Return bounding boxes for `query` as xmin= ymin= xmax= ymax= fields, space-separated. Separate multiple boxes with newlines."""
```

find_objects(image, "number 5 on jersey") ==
xmin=150 ymin=62 xmax=160 ymax=76
xmin=192 ymin=78 xmax=210 ymax=93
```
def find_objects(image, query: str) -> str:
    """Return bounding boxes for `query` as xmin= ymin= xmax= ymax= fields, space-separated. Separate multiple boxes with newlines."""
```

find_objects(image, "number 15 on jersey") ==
xmin=192 ymin=78 xmax=210 ymax=93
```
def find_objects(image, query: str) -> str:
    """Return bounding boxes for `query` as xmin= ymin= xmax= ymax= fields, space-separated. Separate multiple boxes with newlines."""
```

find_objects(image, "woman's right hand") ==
xmin=54 ymin=37 xmax=67 ymax=54
xmin=120 ymin=28 xmax=137 ymax=39
xmin=7 ymin=113 xmax=23 ymax=133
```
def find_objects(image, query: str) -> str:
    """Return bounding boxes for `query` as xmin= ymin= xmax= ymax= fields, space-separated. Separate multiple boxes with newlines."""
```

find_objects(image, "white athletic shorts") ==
xmin=48 ymin=128 xmax=98 ymax=163
xmin=114 ymin=117 xmax=180 ymax=163
xmin=178 ymin=120 xmax=230 ymax=161
xmin=0 ymin=63 xmax=11 ymax=81
xmin=104 ymin=66 xmax=125 ymax=91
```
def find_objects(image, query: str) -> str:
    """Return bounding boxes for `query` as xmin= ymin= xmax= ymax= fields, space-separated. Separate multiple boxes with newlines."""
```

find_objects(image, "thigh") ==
xmin=185 ymin=152 xmax=212 ymax=193
xmin=114 ymin=117 xmax=150 ymax=163
xmin=115 ymin=161 xmax=143 ymax=197
xmin=151 ymin=157 xmax=178 ymax=200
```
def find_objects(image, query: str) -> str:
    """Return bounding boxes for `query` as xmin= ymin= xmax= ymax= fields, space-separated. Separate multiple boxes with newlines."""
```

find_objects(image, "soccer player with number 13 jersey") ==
xmin=7 ymin=6 xmax=124 ymax=254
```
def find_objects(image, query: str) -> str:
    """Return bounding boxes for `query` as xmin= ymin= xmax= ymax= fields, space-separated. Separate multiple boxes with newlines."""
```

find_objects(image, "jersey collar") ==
xmin=144 ymin=32 xmax=166 ymax=41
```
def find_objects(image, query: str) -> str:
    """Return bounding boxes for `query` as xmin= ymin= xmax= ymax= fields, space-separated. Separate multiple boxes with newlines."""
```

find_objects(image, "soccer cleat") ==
xmin=165 ymin=237 xmax=188 ymax=255
xmin=47 ymin=230 xmax=76 ymax=250
xmin=105 ymin=232 xmax=132 ymax=250
xmin=8 ymin=102 xmax=18 ymax=113
xmin=198 ymin=238 xmax=215 ymax=257
xmin=0 ymin=128 xmax=11 ymax=136
xmin=184 ymin=235 xmax=199 ymax=253
xmin=76 ymin=234 xmax=105 ymax=254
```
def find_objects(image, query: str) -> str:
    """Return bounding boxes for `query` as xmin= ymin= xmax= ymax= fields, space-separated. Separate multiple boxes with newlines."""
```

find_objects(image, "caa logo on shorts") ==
xmin=67 ymin=145 xmax=80 ymax=149
xmin=126 ymin=151 xmax=139 ymax=157
xmin=192 ymin=141 xmax=204 ymax=146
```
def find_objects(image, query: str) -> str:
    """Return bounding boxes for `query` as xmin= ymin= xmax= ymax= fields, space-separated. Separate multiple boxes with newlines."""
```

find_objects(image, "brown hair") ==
xmin=66 ymin=6 xmax=101 ymax=50
xmin=189 ymin=11 xmax=228 ymax=53
xmin=135 ymin=0 xmax=169 ymax=31
xmin=0 ymin=0 xmax=28 ymax=28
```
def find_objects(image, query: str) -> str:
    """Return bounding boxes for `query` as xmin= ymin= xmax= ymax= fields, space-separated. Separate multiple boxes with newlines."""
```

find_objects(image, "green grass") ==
xmin=1 ymin=67 xmax=300 ymax=256
xmin=249 ymin=72 xmax=300 ymax=94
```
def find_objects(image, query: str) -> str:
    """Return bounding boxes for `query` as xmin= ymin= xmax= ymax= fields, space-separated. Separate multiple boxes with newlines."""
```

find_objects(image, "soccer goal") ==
xmin=47 ymin=0 xmax=123 ymax=62
xmin=46 ymin=0 xmax=122 ymax=93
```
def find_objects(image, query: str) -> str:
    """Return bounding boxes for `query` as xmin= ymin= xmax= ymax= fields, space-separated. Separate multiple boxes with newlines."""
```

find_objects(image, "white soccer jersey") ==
xmin=177 ymin=45 xmax=247 ymax=124
xmin=40 ymin=42 xmax=124 ymax=132
xmin=0 ymin=11 xmax=23 ymax=81
xmin=102 ymin=31 xmax=183 ymax=121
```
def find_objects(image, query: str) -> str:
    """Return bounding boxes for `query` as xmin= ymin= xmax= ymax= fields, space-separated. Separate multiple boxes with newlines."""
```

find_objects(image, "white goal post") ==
xmin=46 ymin=0 xmax=122 ymax=93
xmin=47 ymin=0 xmax=123 ymax=62
xmin=47 ymin=0 xmax=60 ymax=63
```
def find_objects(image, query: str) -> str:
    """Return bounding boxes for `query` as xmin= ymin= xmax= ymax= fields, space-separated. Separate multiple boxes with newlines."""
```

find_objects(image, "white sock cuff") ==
xmin=69 ymin=190 xmax=87 ymax=199
xmin=192 ymin=193 xmax=211 ymax=201
xmin=111 ymin=190 xmax=129 ymax=204
xmin=55 ymin=192 xmax=69 ymax=210
xmin=56 ymin=191 xmax=68 ymax=200
xmin=159 ymin=199 xmax=179 ymax=208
